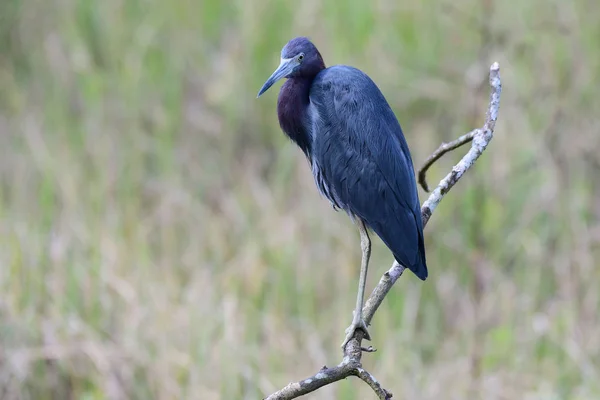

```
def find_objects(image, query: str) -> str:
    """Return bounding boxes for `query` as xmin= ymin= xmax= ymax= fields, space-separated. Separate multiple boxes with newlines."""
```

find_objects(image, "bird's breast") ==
xmin=277 ymin=78 xmax=313 ymax=157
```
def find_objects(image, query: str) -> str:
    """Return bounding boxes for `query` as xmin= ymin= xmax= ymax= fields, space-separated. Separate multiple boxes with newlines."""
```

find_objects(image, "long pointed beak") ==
xmin=257 ymin=58 xmax=295 ymax=98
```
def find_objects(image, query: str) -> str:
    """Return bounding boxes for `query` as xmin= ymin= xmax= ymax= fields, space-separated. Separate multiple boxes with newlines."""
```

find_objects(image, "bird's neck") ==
xmin=277 ymin=77 xmax=314 ymax=158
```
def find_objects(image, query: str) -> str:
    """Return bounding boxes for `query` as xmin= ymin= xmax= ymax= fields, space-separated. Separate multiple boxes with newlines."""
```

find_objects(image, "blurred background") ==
xmin=1 ymin=0 xmax=599 ymax=399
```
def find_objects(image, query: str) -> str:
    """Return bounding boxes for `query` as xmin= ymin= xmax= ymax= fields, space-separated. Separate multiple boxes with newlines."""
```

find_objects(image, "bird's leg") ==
xmin=341 ymin=220 xmax=372 ymax=349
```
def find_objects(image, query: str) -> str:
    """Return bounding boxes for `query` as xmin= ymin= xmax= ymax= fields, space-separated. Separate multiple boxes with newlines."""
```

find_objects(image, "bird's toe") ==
xmin=341 ymin=318 xmax=371 ymax=349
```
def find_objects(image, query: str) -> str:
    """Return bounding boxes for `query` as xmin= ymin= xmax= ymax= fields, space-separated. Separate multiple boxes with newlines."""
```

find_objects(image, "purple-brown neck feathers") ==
xmin=277 ymin=78 xmax=313 ymax=157
xmin=276 ymin=41 xmax=326 ymax=158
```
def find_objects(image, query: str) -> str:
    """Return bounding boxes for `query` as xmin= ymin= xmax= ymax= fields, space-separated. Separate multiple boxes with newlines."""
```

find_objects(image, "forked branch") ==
xmin=417 ymin=129 xmax=476 ymax=192
xmin=265 ymin=62 xmax=502 ymax=400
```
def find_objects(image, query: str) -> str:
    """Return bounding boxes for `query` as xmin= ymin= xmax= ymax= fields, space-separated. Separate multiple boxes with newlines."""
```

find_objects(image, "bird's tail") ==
xmin=394 ymin=255 xmax=427 ymax=281
xmin=407 ymin=253 xmax=428 ymax=281
xmin=396 ymin=236 xmax=428 ymax=281
xmin=412 ymin=231 xmax=428 ymax=280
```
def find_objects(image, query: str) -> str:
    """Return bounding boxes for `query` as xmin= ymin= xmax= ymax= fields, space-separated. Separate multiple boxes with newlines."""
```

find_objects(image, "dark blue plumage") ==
xmin=258 ymin=37 xmax=428 ymax=346
xmin=309 ymin=66 xmax=427 ymax=280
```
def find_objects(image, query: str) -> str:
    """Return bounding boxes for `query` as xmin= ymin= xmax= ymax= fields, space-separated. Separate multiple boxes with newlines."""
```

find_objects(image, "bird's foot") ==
xmin=341 ymin=315 xmax=371 ymax=349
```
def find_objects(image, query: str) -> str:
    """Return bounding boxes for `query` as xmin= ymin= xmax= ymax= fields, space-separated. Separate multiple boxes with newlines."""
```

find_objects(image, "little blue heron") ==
xmin=257 ymin=37 xmax=428 ymax=348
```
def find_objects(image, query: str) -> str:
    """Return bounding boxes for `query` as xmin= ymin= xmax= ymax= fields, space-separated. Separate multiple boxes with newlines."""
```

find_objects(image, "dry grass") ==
xmin=0 ymin=0 xmax=599 ymax=398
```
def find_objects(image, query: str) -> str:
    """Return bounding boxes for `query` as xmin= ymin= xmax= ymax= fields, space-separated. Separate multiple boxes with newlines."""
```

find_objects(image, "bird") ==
xmin=257 ymin=37 xmax=428 ymax=349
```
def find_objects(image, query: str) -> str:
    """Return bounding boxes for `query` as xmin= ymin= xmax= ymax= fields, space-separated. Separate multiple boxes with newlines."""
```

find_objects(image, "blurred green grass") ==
xmin=1 ymin=0 xmax=599 ymax=399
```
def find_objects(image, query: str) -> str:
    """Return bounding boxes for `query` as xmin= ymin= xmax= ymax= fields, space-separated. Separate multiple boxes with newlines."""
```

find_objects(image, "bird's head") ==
xmin=257 ymin=37 xmax=325 ymax=97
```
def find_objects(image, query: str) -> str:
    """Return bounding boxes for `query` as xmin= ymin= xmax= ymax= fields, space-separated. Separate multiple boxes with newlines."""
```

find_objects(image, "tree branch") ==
xmin=420 ymin=62 xmax=502 ymax=227
xmin=417 ymin=129 xmax=476 ymax=192
xmin=265 ymin=62 xmax=502 ymax=400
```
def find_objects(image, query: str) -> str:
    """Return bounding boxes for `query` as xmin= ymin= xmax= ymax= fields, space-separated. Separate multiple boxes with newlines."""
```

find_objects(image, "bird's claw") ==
xmin=341 ymin=317 xmax=371 ymax=349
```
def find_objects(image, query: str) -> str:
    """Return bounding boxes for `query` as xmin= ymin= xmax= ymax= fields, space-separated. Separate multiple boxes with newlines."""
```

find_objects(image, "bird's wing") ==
xmin=309 ymin=66 xmax=427 ymax=279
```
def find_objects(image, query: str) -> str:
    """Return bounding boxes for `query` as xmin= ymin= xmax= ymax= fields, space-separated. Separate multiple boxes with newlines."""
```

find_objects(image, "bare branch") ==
xmin=264 ymin=362 xmax=356 ymax=400
xmin=421 ymin=62 xmax=501 ymax=226
xmin=265 ymin=62 xmax=502 ymax=400
xmin=417 ymin=130 xmax=476 ymax=192
xmin=356 ymin=367 xmax=393 ymax=399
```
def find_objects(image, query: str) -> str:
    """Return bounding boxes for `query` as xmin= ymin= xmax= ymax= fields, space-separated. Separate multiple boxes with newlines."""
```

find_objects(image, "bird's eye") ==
xmin=298 ymin=54 xmax=304 ymax=62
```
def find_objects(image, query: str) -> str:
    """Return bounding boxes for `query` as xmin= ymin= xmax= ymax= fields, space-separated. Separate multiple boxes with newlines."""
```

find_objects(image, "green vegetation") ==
xmin=1 ymin=0 xmax=599 ymax=398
